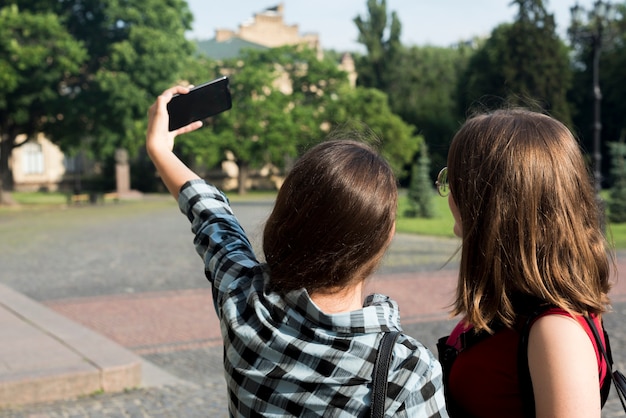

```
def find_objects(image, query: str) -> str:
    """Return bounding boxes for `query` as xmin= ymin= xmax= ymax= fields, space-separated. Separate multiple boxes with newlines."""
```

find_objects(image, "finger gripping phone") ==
xmin=167 ymin=76 xmax=232 ymax=131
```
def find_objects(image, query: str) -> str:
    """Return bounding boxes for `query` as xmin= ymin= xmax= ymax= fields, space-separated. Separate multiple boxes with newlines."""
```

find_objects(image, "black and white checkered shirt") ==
xmin=179 ymin=180 xmax=448 ymax=417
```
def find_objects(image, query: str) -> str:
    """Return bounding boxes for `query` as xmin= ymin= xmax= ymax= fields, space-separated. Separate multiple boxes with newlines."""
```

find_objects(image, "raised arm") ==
xmin=146 ymin=86 xmax=204 ymax=199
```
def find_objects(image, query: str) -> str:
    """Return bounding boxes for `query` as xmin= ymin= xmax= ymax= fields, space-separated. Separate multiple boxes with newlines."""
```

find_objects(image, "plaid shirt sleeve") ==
xmin=178 ymin=179 xmax=260 ymax=317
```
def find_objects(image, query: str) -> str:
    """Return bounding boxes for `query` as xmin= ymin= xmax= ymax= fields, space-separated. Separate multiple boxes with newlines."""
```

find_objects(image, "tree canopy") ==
xmin=0 ymin=0 xmax=194 ymax=195
xmin=353 ymin=0 xmax=402 ymax=91
xmin=328 ymin=86 xmax=422 ymax=177
xmin=4 ymin=0 xmax=626 ymax=202
xmin=459 ymin=0 xmax=572 ymax=124
xmin=0 ymin=5 xmax=86 ymax=195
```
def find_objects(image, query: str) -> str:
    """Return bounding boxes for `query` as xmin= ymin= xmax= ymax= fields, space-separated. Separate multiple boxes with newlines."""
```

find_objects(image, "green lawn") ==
xmin=10 ymin=191 xmax=68 ymax=205
xmin=397 ymin=192 xmax=626 ymax=250
xmin=606 ymin=223 xmax=626 ymax=249
xmin=5 ymin=190 xmax=626 ymax=248
xmin=396 ymin=193 xmax=457 ymax=237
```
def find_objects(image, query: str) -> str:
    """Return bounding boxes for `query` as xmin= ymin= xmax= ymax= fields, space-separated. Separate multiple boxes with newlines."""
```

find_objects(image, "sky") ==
xmin=185 ymin=0 xmax=598 ymax=52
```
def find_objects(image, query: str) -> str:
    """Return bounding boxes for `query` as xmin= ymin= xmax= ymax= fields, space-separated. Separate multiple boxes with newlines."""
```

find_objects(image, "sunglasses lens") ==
xmin=436 ymin=167 xmax=449 ymax=197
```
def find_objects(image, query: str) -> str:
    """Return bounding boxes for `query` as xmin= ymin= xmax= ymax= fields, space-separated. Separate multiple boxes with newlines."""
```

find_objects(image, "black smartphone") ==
xmin=167 ymin=76 xmax=232 ymax=131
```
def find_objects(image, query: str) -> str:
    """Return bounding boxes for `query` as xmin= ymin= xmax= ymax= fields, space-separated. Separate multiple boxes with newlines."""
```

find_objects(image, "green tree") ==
xmin=215 ymin=63 xmax=295 ymax=195
xmin=9 ymin=0 xmax=195 ymax=181
xmin=262 ymin=45 xmax=351 ymax=146
xmin=459 ymin=0 xmax=572 ymax=124
xmin=353 ymin=1 xmax=471 ymax=178
xmin=568 ymin=2 xmax=626 ymax=187
xmin=608 ymin=135 xmax=626 ymax=223
xmin=0 ymin=5 xmax=86 ymax=201
xmin=185 ymin=46 xmax=347 ymax=194
xmin=353 ymin=0 xmax=402 ymax=91
xmin=330 ymin=86 xmax=421 ymax=177
xmin=406 ymin=145 xmax=434 ymax=218
xmin=387 ymin=44 xmax=473 ymax=175
xmin=178 ymin=45 xmax=417 ymax=192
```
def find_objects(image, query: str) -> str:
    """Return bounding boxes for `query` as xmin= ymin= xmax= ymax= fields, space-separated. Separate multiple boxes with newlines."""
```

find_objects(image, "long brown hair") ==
xmin=448 ymin=109 xmax=612 ymax=332
xmin=263 ymin=138 xmax=397 ymax=294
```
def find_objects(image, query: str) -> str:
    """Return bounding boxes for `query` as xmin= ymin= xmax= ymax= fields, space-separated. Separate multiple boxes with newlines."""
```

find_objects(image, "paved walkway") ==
xmin=0 ymin=198 xmax=625 ymax=417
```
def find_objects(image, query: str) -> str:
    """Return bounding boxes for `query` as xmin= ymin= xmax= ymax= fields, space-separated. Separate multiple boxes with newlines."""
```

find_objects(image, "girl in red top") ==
xmin=437 ymin=108 xmax=613 ymax=418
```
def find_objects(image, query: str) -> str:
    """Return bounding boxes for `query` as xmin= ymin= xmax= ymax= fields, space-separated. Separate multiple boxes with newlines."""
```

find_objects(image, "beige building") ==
xmin=215 ymin=4 xmax=321 ymax=53
xmin=198 ymin=2 xmax=356 ymax=88
xmin=10 ymin=134 xmax=71 ymax=192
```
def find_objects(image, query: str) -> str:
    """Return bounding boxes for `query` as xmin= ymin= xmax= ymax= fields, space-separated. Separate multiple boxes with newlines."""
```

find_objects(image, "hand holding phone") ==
xmin=167 ymin=76 xmax=232 ymax=131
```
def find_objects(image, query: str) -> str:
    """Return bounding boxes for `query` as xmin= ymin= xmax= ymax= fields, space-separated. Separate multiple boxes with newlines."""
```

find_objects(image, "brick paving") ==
xmin=44 ymin=289 xmax=222 ymax=355
xmin=40 ymin=269 xmax=459 ymax=359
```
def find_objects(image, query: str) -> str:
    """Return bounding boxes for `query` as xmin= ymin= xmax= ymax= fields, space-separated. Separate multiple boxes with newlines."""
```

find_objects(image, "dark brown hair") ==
xmin=448 ymin=108 xmax=612 ymax=331
xmin=263 ymin=138 xmax=397 ymax=294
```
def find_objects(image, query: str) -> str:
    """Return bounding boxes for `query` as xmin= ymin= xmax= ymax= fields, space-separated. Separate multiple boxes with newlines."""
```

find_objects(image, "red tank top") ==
xmin=445 ymin=309 xmax=607 ymax=418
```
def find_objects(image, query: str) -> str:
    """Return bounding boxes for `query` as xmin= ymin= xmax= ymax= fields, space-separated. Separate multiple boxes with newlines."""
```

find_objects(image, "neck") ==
xmin=309 ymin=281 xmax=364 ymax=314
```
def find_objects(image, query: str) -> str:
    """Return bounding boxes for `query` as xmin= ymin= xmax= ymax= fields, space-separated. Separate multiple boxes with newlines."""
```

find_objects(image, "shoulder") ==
xmin=387 ymin=335 xmax=447 ymax=417
xmin=527 ymin=314 xmax=601 ymax=416
xmin=529 ymin=313 xmax=590 ymax=348
xmin=391 ymin=334 xmax=443 ymax=389
xmin=528 ymin=313 xmax=594 ymax=365
xmin=388 ymin=334 xmax=447 ymax=416
xmin=392 ymin=333 xmax=435 ymax=358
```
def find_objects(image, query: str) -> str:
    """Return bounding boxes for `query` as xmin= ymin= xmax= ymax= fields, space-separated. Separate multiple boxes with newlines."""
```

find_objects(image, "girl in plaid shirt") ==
xmin=146 ymin=85 xmax=448 ymax=417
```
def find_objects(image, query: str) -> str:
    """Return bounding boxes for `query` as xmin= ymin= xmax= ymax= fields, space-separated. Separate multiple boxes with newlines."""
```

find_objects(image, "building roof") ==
xmin=195 ymin=37 xmax=268 ymax=60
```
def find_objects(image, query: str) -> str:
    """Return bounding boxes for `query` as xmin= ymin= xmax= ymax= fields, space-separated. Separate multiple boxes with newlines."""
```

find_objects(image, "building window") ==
xmin=22 ymin=142 xmax=44 ymax=175
xmin=64 ymin=155 xmax=80 ymax=173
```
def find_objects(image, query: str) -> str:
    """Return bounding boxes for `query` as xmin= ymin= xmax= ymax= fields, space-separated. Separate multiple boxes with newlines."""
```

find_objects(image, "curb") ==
xmin=0 ymin=284 xmax=141 ymax=407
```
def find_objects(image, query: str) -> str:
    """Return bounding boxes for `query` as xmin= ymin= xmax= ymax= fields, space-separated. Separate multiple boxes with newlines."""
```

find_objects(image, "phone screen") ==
xmin=167 ymin=76 xmax=232 ymax=131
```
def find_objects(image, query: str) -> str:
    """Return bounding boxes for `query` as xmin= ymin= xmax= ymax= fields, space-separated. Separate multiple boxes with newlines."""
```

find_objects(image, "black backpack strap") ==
xmin=370 ymin=331 xmax=401 ymax=418
xmin=436 ymin=335 xmax=462 ymax=416
xmin=584 ymin=316 xmax=626 ymax=410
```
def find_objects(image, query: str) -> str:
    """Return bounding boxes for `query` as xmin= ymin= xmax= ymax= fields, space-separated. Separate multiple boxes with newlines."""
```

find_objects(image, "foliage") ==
xmin=568 ymin=2 xmax=626 ymax=187
xmin=0 ymin=5 xmax=87 ymax=193
xmin=7 ymin=0 xmax=195 ymax=162
xmin=328 ymin=86 xmax=422 ymax=178
xmin=178 ymin=45 xmax=423 ymax=193
xmin=387 ymin=44 xmax=473 ymax=176
xmin=458 ymin=0 xmax=572 ymax=125
xmin=608 ymin=139 xmax=626 ymax=223
xmin=213 ymin=58 xmax=296 ymax=194
xmin=180 ymin=46 xmax=351 ymax=194
xmin=5 ymin=0 xmax=626 ymax=210
xmin=352 ymin=1 xmax=470 ymax=179
xmin=405 ymin=146 xmax=434 ymax=218
xmin=599 ymin=4 xmax=626 ymax=159
xmin=353 ymin=0 xmax=402 ymax=91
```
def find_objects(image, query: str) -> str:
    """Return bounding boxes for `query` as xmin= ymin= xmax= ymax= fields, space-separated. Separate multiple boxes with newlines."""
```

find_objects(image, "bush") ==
xmin=405 ymin=147 xmax=434 ymax=218
xmin=608 ymin=141 xmax=626 ymax=223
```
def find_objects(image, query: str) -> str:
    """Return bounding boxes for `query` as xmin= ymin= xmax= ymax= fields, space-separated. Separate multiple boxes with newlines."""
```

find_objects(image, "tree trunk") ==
xmin=237 ymin=161 xmax=249 ymax=195
xmin=0 ymin=181 xmax=17 ymax=206
xmin=0 ymin=136 xmax=17 ymax=205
